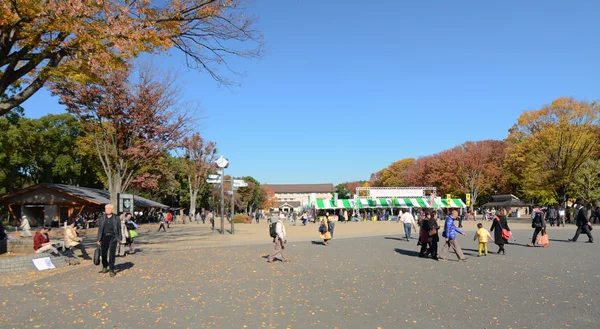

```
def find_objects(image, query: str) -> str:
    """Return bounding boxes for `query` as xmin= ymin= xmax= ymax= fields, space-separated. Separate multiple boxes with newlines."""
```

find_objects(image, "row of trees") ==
xmin=368 ymin=97 xmax=600 ymax=209
xmin=0 ymin=110 xmax=279 ymax=216
xmin=1 ymin=0 xmax=268 ymax=217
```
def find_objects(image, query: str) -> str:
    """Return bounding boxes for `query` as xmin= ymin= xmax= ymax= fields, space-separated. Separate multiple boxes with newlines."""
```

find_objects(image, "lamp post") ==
xmin=207 ymin=156 xmax=246 ymax=235
xmin=215 ymin=156 xmax=229 ymax=234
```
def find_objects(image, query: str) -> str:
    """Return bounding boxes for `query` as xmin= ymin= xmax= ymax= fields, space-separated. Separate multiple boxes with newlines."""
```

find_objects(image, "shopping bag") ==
xmin=128 ymin=230 xmax=139 ymax=238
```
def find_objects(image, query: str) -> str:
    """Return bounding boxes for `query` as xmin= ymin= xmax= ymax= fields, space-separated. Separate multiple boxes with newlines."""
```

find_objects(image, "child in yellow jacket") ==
xmin=474 ymin=223 xmax=494 ymax=256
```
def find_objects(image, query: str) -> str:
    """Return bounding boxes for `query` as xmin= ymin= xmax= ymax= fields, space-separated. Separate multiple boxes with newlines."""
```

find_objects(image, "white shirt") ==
xmin=400 ymin=212 xmax=415 ymax=225
xmin=275 ymin=221 xmax=286 ymax=240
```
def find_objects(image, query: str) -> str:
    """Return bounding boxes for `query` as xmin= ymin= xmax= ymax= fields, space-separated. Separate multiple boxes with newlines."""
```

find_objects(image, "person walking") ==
xmin=399 ymin=209 xmax=416 ymax=241
xmin=418 ymin=212 xmax=432 ymax=257
xmin=320 ymin=216 xmax=332 ymax=245
xmin=438 ymin=210 xmax=467 ymax=262
xmin=166 ymin=212 xmax=173 ymax=228
xmin=158 ymin=212 xmax=167 ymax=232
xmin=473 ymin=223 xmax=493 ymax=257
xmin=124 ymin=213 xmax=137 ymax=254
xmin=96 ymin=204 xmax=122 ymax=277
xmin=19 ymin=215 xmax=32 ymax=238
xmin=208 ymin=211 xmax=214 ymax=229
xmin=527 ymin=207 xmax=546 ymax=247
xmin=548 ymin=205 xmax=557 ymax=227
xmin=64 ymin=221 xmax=91 ymax=259
xmin=490 ymin=209 xmax=511 ymax=255
xmin=428 ymin=211 xmax=441 ymax=260
xmin=267 ymin=214 xmax=290 ymax=263
xmin=568 ymin=202 xmax=594 ymax=243
xmin=117 ymin=214 xmax=130 ymax=257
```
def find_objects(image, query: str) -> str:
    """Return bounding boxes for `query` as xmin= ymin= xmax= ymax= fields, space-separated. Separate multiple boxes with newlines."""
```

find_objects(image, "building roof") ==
xmin=481 ymin=194 xmax=531 ymax=208
xmin=264 ymin=184 xmax=334 ymax=194
xmin=1 ymin=183 xmax=168 ymax=209
xmin=277 ymin=201 xmax=302 ymax=208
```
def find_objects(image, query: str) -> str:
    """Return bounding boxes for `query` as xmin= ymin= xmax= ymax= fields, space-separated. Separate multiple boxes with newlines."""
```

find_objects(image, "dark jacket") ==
xmin=490 ymin=216 xmax=510 ymax=245
xmin=96 ymin=213 xmax=122 ymax=242
xmin=575 ymin=207 xmax=588 ymax=227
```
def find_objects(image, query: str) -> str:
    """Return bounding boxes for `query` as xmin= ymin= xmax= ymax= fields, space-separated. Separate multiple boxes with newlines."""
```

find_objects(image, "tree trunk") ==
xmin=189 ymin=188 xmax=198 ymax=219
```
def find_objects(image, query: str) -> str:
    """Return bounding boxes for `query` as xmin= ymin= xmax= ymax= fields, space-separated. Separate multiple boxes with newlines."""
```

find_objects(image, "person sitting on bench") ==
xmin=33 ymin=226 xmax=62 ymax=255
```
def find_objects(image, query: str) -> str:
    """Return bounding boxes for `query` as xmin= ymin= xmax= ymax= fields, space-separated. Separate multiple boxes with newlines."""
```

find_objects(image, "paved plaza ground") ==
xmin=1 ymin=221 xmax=598 ymax=329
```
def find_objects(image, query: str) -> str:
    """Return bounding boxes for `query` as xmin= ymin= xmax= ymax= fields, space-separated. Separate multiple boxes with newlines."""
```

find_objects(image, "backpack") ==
xmin=532 ymin=212 xmax=543 ymax=228
xmin=269 ymin=222 xmax=278 ymax=238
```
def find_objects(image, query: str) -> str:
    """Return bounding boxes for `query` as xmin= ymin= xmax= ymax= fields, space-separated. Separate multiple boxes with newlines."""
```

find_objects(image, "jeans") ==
xmin=404 ymin=223 xmax=412 ymax=240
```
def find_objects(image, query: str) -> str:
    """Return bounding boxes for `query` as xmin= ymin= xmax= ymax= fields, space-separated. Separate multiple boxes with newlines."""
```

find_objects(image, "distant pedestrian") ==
xmin=301 ymin=212 xmax=308 ymax=226
xmin=399 ymin=209 xmax=416 ymax=242
xmin=528 ymin=207 xmax=546 ymax=247
xmin=117 ymin=214 xmax=130 ymax=257
xmin=158 ymin=213 xmax=167 ymax=232
xmin=166 ymin=212 xmax=173 ymax=228
xmin=438 ymin=210 xmax=467 ymax=262
xmin=267 ymin=214 xmax=289 ymax=263
xmin=558 ymin=207 xmax=566 ymax=227
xmin=208 ymin=211 xmax=214 ymax=229
xmin=320 ymin=216 xmax=332 ymax=245
xmin=474 ymin=223 xmax=493 ymax=257
xmin=490 ymin=209 xmax=511 ymax=255
xmin=125 ymin=213 xmax=137 ymax=254
xmin=428 ymin=211 xmax=440 ymax=260
xmin=548 ymin=205 xmax=558 ymax=227
xmin=419 ymin=212 xmax=432 ymax=258
xmin=568 ymin=202 xmax=594 ymax=243
xmin=201 ymin=211 xmax=206 ymax=224
xmin=255 ymin=212 xmax=260 ymax=224
xmin=19 ymin=215 xmax=32 ymax=237
xmin=292 ymin=212 xmax=298 ymax=226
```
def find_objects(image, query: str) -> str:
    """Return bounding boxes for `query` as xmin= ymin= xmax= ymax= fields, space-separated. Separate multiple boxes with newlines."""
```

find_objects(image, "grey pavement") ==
xmin=0 ymin=228 xmax=598 ymax=329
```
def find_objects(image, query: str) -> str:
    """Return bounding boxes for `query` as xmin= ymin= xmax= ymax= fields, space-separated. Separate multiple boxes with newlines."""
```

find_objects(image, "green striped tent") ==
xmin=314 ymin=198 xmax=466 ymax=209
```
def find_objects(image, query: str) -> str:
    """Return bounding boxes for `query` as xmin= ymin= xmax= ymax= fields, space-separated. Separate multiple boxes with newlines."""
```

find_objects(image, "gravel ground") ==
xmin=0 ymin=227 xmax=598 ymax=329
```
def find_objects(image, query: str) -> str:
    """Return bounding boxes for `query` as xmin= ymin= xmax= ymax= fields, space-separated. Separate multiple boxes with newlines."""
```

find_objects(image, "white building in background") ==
xmin=263 ymin=184 xmax=334 ymax=213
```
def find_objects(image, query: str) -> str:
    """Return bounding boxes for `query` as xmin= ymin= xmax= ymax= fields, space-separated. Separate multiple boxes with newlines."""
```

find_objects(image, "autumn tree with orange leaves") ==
xmin=370 ymin=158 xmax=415 ymax=187
xmin=181 ymin=133 xmax=218 ymax=219
xmin=260 ymin=186 xmax=277 ymax=211
xmin=0 ymin=0 xmax=262 ymax=115
xmin=504 ymin=97 xmax=600 ymax=205
xmin=53 ymin=66 xmax=190 ymax=207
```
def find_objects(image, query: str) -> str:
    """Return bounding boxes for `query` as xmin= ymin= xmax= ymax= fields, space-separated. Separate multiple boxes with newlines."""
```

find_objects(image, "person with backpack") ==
xmin=490 ymin=208 xmax=511 ymax=254
xmin=527 ymin=207 xmax=546 ymax=247
xmin=267 ymin=214 xmax=290 ymax=263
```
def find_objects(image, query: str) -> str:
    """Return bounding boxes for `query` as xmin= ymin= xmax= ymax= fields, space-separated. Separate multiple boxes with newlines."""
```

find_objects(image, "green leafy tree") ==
xmin=571 ymin=158 xmax=600 ymax=204
xmin=505 ymin=97 xmax=600 ymax=205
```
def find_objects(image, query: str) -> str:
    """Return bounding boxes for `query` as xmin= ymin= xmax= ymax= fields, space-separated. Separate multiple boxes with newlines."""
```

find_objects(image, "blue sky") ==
xmin=21 ymin=0 xmax=600 ymax=185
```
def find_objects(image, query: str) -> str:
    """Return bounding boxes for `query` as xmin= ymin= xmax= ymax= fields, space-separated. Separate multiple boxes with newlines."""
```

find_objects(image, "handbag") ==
xmin=501 ymin=228 xmax=511 ymax=240
xmin=318 ymin=224 xmax=327 ymax=234
xmin=428 ymin=228 xmax=437 ymax=236
xmin=93 ymin=247 xmax=101 ymax=266
xmin=128 ymin=229 xmax=139 ymax=238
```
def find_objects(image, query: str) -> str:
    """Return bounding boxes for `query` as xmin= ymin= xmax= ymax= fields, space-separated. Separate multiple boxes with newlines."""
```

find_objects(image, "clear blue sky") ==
xmin=21 ymin=0 xmax=600 ymax=185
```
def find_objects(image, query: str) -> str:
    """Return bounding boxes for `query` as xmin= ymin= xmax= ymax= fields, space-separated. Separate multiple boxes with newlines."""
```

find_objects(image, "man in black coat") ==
xmin=568 ymin=202 xmax=593 ymax=243
xmin=96 ymin=204 xmax=122 ymax=277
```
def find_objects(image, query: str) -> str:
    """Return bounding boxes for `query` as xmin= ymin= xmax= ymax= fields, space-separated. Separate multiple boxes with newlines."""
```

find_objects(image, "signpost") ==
xmin=206 ymin=156 xmax=246 ymax=235
xmin=466 ymin=193 xmax=471 ymax=207
xmin=118 ymin=193 xmax=134 ymax=214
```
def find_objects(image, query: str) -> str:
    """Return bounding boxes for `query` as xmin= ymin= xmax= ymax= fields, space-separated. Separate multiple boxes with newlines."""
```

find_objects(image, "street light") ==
xmin=215 ymin=156 xmax=229 ymax=234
